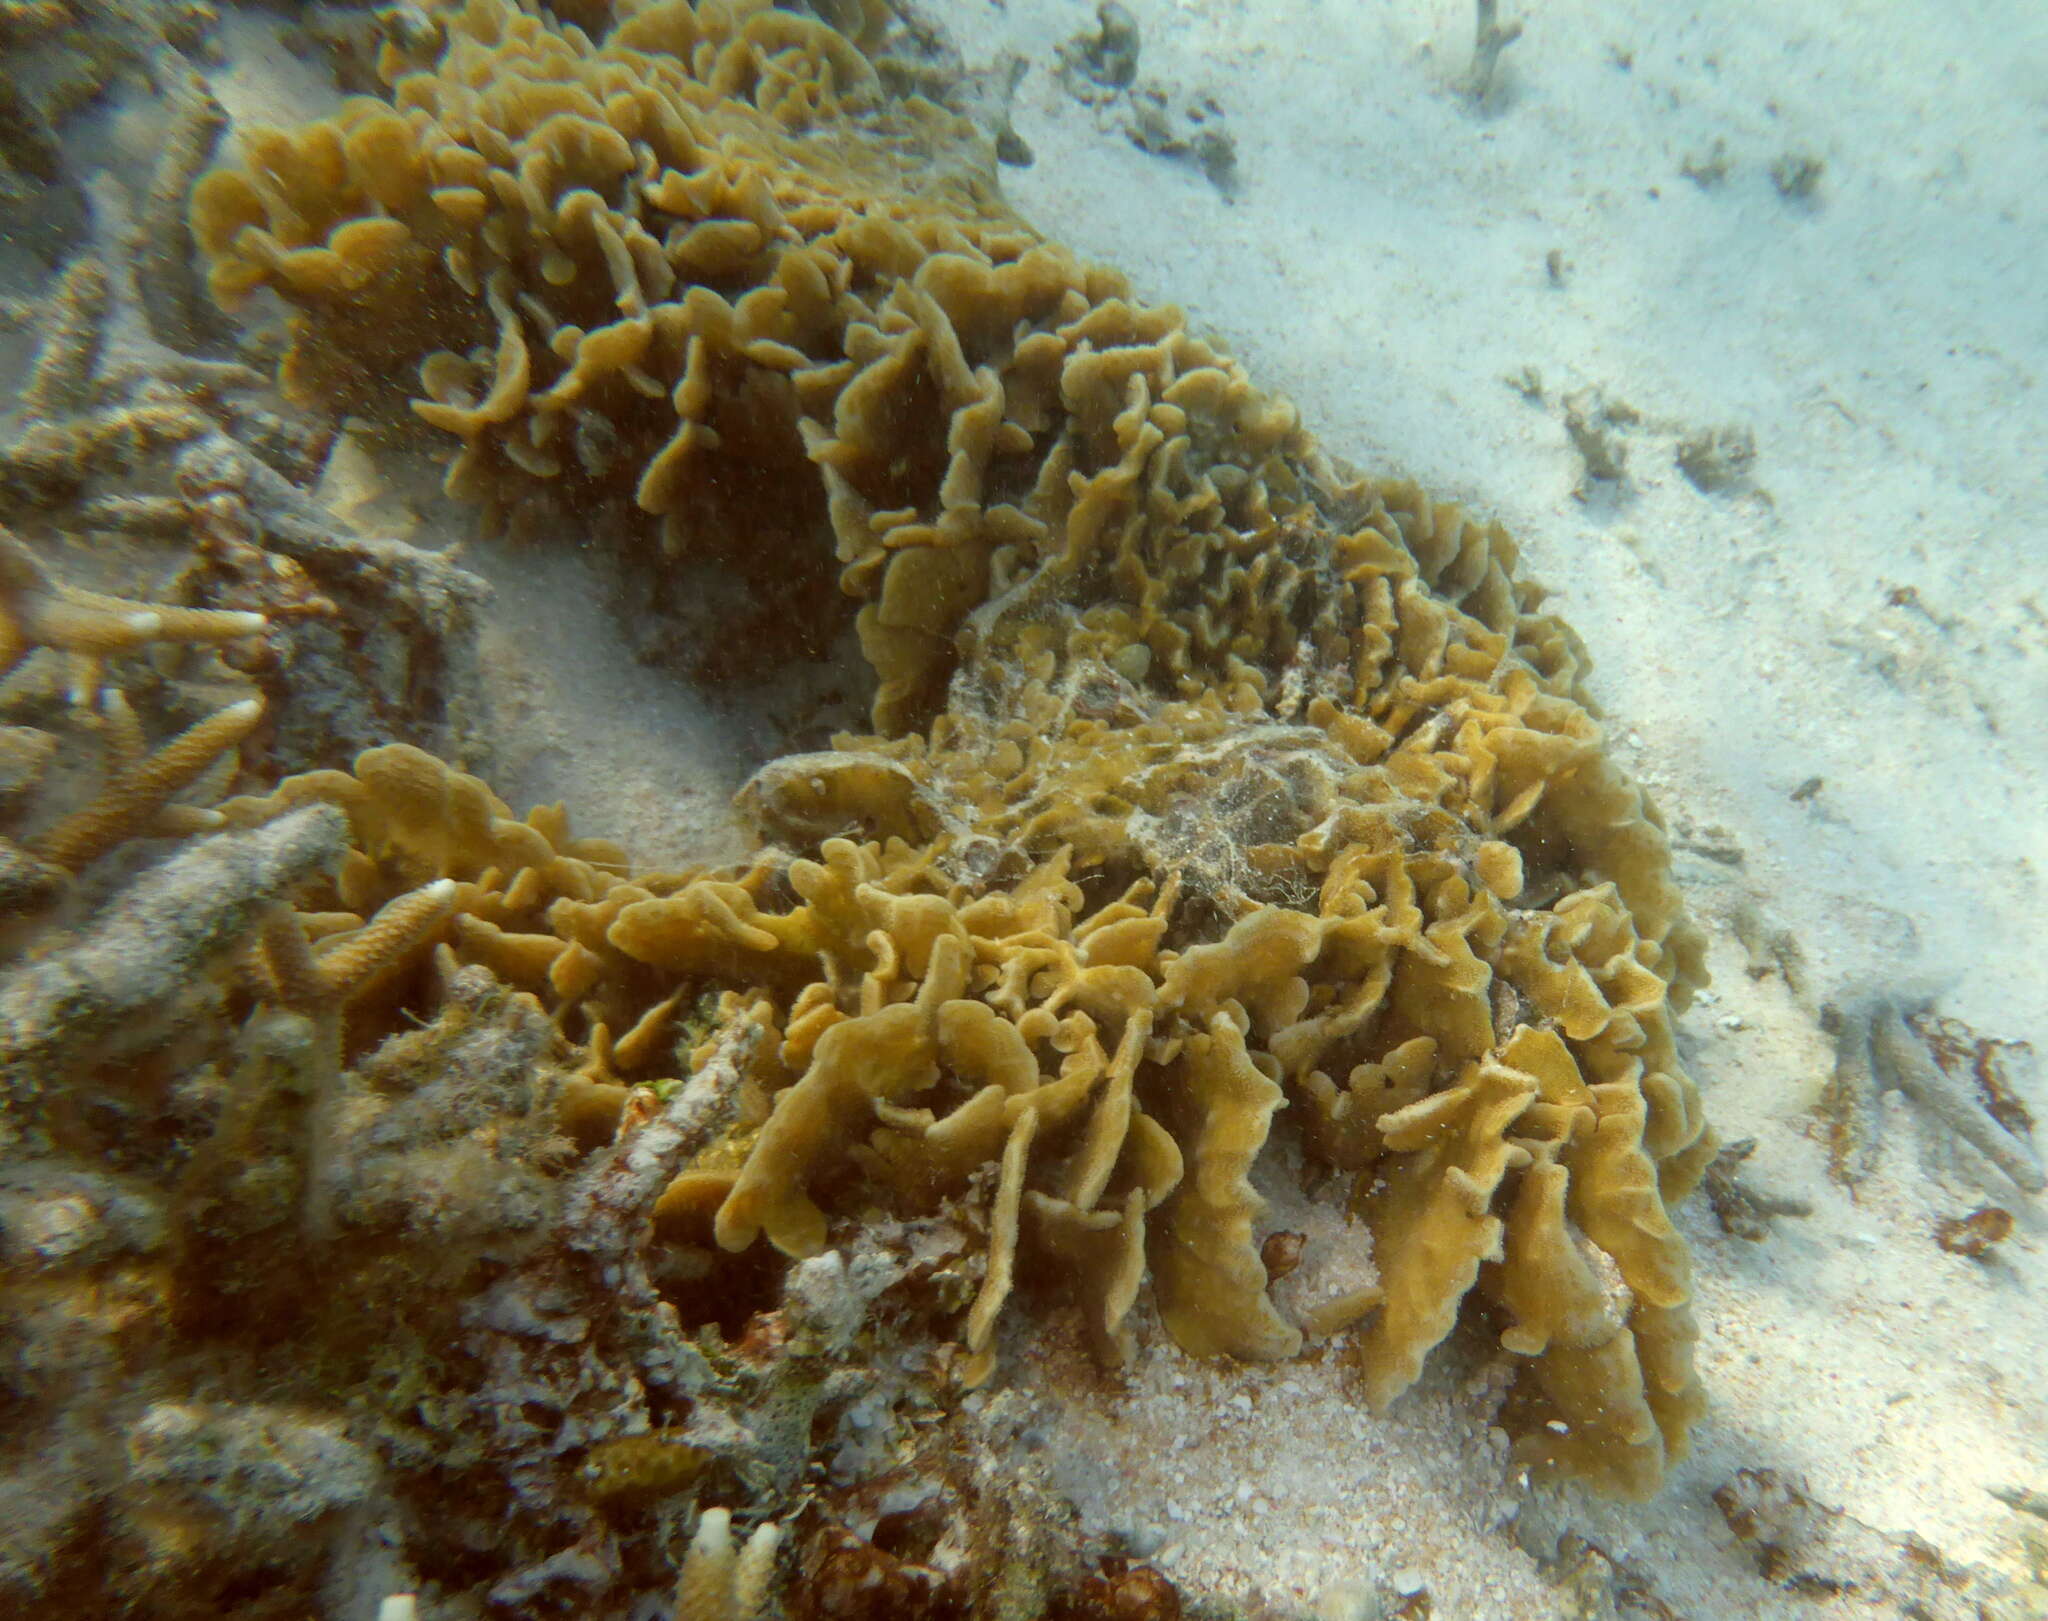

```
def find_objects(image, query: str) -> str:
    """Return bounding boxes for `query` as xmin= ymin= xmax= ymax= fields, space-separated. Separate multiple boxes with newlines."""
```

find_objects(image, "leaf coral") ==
xmin=196 ymin=0 xmax=1717 ymax=1495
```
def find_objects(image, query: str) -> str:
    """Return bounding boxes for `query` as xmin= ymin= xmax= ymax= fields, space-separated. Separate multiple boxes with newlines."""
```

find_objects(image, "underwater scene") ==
xmin=0 ymin=0 xmax=2043 ymax=1615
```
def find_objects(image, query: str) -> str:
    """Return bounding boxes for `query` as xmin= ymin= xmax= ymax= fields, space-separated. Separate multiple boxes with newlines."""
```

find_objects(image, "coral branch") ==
xmin=0 ymin=803 xmax=346 ymax=1108
xmin=0 ymin=526 xmax=265 ymax=696
xmin=676 ymin=1508 xmax=782 ymax=1621
xmin=1462 ymin=0 xmax=1523 ymax=101
xmin=27 ymin=694 xmax=263 ymax=871
xmin=1869 ymin=1000 xmax=2045 ymax=1193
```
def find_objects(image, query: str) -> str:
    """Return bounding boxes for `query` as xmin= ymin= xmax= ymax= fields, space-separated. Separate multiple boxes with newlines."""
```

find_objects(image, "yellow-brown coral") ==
xmin=676 ymin=1508 xmax=781 ymax=1621
xmin=197 ymin=0 xmax=1716 ymax=1495
xmin=1 ymin=527 xmax=265 ymax=702
xmin=0 ymin=529 xmax=269 ymax=887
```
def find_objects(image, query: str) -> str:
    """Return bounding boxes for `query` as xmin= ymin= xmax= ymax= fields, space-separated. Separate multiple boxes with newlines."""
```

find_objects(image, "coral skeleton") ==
xmin=1461 ymin=0 xmax=1523 ymax=101
xmin=1822 ymin=992 xmax=2044 ymax=1195
xmin=1868 ymin=999 xmax=2044 ymax=1193
xmin=0 ymin=803 xmax=345 ymax=1110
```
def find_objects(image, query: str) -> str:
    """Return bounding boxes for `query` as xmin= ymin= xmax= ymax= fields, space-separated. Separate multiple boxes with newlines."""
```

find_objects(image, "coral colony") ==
xmin=0 ymin=0 xmax=1754 ymax=1613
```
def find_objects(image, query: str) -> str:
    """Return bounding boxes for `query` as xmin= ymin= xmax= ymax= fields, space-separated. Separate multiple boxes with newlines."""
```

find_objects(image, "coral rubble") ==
xmin=189 ymin=0 xmax=1716 ymax=1504
xmin=0 ymin=1 xmax=219 ymax=204
xmin=1820 ymin=993 xmax=2044 ymax=1195
xmin=1712 ymin=1468 xmax=2037 ymax=1619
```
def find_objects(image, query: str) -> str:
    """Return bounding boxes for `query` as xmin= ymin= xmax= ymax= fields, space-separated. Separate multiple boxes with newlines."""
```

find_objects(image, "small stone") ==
xmin=1316 ymin=1581 xmax=1384 ymax=1621
xmin=16 ymin=1193 xmax=98 ymax=1265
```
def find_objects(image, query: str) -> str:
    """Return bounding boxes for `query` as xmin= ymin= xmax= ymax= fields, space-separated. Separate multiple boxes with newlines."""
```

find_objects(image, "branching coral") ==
xmin=0 ymin=527 xmax=265 ymax=702
xmin=0 ymin=179 xmax=278 ymax=519
xmin=675 ymin=1507 xmax=780 ymax=1621
xmin=193 ymin=0 xmax=1715 ymax=1496
xmin=0 ymin=525 xmax=273 ymax=924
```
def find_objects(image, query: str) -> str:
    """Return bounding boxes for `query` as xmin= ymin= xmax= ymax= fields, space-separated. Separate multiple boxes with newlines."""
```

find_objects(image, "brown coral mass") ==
xmin=198 ymin=0 xmax=1715 ymax=1495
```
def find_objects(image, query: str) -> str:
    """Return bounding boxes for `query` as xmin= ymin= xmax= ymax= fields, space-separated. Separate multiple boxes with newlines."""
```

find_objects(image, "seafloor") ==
xmin=0 ymin=0 xmax=2043 ymax=1617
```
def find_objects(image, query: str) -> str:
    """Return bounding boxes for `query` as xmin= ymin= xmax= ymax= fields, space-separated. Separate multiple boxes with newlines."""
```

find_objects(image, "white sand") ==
xmin=934 ymin=0 xmax=2048 ymax=1611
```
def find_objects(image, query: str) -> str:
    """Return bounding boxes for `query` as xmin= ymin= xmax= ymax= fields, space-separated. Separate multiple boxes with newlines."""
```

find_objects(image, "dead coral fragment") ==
xmin=0 ymin=803 xmax=345 ymax=1108
xmin=1059 ymin=1557 xmax=1184 ymax=1620
xmin=1529 ymin=1532 xmax=1681 ymax=1621
xmin=1912 ymin=1010 xmax=2036 ymax=1139
xmin=1714 ymin=1467 xmax=2024 ymax=1614
xmin=1770 ymin=151 xmax=1825 ymax=202
xmin=1870 ymin=999 xmax=2043 ymax=1193
xmin=1703 ymin=1138 xmax=1812 ymax=1241
xmin=1817 ymin=993 xmax=2045 ymax=1196
xmin=1563 ymin=388 xmax=1630 ymax=488
xmin=0 ymin=180 xmax=276 ymax=517
xmin=1460 ymin=0 xmax=1524 ymax=103
xmin=171 ymin=432 xmax=491 ymax=772
xmin=1989 ymin=1483 xmax=2048 ymax=1523
xmin=1934 ymin=1205 xmax=2012 ymax=1259
xmin=1818 ymin=997 xmax=1883 ymax=1187
xmin=794 ymin=1522 xmax=953 ymax=1620
xmin=1675 ymin=424 xmax=1756 ymax=494
xmin=1058 ymin=2 xmax=1141 ymax=96
xmin=116 ymin=1400 xmax=378 ymax=1572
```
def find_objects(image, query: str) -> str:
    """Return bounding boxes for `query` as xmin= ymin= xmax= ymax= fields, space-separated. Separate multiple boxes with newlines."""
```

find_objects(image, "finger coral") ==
xmin=195 ymin=0 xmax=1716 ymax=1495
xmin=675 ymin=1508 xmax=780 ymax=1621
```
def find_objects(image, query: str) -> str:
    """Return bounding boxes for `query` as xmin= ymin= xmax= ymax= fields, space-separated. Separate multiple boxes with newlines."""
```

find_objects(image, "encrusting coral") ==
xmin=185 ymin=0 xmax=1720 ymax=1502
